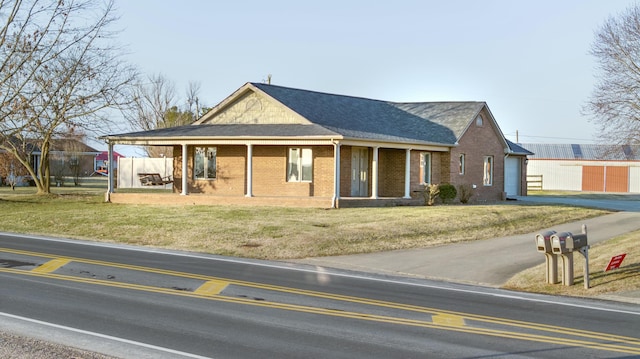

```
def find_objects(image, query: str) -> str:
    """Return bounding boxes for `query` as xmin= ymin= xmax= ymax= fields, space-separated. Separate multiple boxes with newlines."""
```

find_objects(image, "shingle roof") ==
xmin=521 ymin=143 xmax=640 ymax=160
xmin=106 ymin=83 xmax=503 ymax=148
xmin=253 ymin=82 xmax=484 ymax=145
xmin=107 ymin=123 xmax=340 ymax=139
xmin=506 ymin=140 xmax=534 ymax=156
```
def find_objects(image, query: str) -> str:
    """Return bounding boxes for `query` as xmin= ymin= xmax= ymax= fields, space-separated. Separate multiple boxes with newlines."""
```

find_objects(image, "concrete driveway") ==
xmin=296 ymin=196 xmax=640 ymax=290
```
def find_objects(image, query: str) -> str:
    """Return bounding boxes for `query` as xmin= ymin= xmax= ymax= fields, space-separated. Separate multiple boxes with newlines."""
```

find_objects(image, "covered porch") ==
xmin=102 ymin=136 xmax=448 ymax=208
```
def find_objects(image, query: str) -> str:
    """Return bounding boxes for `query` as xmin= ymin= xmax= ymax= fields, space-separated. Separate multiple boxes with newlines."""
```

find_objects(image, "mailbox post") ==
xmin=535 ymin=230 xmax=558 ymax=284
xmin=550 ymin=225 xmax=589 ymax=287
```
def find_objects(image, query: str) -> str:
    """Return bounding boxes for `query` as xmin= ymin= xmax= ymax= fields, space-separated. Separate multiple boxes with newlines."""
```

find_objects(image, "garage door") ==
xmin=582 ymin=166 xmax=629 ymax=192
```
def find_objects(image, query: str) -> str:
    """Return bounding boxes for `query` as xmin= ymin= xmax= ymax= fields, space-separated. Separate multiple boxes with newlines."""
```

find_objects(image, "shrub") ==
xmin=422 ymin=183 xmax=440 ymax=206
xmin=458 ymin=183 xmax=474 ymax=204
xmin=439 ymin=183 xmax=457 ymax=204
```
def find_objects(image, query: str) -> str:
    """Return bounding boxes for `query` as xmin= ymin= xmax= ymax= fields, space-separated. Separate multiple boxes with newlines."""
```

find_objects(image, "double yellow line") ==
xmin=1 ymin=247 xmax=639 ymax=354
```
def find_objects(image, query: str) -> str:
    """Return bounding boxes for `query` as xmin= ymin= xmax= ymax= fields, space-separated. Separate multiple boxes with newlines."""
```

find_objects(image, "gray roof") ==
xmin=106 ymin=83 xmax=500 ymax=147
xmin=107 ymin=124 xmax=340 ymax=139
xmin=521 ymin=143 xmax=640 ymax=160
xmin=253 ymin=82 xmax=484 ymax=145
xmin=506 ymin=140 xmax=534 ymax=156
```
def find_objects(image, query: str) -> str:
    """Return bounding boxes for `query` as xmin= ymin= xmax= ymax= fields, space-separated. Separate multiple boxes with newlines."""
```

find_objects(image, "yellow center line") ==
xmin=1 ymin=246 xmax=640 ymax=354
xmin=1 ymin=266 xmax=639 ymax=355
xmin=31 ymin=258 xmax=71 ymax=274
xmin=432 ymin=314 xmax=466 ymax=327
xmin=194 ymin=280 xmax=229 ymax=296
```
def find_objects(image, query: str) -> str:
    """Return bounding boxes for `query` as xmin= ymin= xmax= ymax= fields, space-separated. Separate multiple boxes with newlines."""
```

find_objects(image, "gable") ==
xmin=200 ymin=90 xmax=309 ymax=125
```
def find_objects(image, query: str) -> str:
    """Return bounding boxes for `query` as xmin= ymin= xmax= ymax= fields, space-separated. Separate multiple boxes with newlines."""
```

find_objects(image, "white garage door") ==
xmin=504 ymin=156 xmax=521 ymax=197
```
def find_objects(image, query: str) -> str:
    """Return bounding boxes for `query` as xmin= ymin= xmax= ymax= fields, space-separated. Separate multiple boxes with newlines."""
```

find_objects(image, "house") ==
xmin=1 ymin=137 xmax=100 ymax=186
xmin=101 ymin=83 xmax=531 ymax=207
xmin=521 ymin=143 xmax=640 ymax=193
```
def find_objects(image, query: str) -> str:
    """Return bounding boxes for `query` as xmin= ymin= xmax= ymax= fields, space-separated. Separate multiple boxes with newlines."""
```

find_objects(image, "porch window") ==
xmin=420 ymin=152 xmax=431 ymax=184
xmin=287 ymin=148 xmax=312 ymax=182
xmin=483 ymin=156 xmax=493 ymax=186
xmin=459 ymin=154 xmax=465 ymax=175
xmin=194 ymin=147 xmax=216 ymax=180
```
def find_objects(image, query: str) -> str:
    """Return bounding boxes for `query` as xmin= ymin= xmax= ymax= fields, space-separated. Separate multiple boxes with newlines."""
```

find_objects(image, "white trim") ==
xmin=181 ymin=144 xmax=188 ymax=195
xmin=371 ymin=147 xmax=379 ymax=199
xmin=332 ymin=142 xmax=341 ymax=208
xmin=246 ymin=144 xmax=253 ymax=197
xmin=404 ymin=149 xmax=411 ymax=199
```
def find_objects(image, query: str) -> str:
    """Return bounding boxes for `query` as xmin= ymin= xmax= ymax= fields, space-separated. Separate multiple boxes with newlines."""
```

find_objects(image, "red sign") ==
xmin=604 ymin=254 xmax=627 ymax=272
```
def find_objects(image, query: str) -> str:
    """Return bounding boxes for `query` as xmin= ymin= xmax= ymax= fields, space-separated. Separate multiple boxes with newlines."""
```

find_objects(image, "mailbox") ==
xmin=535 ymin=230 xmax=557 ymax=253
xmin=551 ymin=232 xmax=572 ymax=254
xmin=567 ymin=233 xmax=588 ymax=251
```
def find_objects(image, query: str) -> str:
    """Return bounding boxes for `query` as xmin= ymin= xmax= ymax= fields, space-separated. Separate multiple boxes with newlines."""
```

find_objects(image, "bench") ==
xmin=138 ymin=173 xmax=173 ymax=186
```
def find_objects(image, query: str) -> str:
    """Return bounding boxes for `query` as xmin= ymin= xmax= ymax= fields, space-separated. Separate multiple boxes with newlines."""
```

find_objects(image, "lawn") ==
xmin=0 ymin=181 xmax=609 ymax=260
xmin=3 ymin=180 xmax=638 ymax=301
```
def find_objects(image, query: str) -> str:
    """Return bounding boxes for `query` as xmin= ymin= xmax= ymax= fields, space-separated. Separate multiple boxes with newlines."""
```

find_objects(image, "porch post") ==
xmin=107 ymin=142 xmax=115 ymax=194
xmin=181 ymin=144 xmax=188 ymax=195
xmin=371 ymin=146 xmax=379 ymax=199
xmin=404 ymin=148 xmax=411 ymax=199
xmin=332 ymin=142 xmax=341 ymax=208
xmin=246 ymin=144 xmax=253 ymax=197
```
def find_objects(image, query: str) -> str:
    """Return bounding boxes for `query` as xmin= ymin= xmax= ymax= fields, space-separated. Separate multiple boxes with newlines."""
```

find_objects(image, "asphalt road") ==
xmin=1 ymin=233 xmax=639 ymax=358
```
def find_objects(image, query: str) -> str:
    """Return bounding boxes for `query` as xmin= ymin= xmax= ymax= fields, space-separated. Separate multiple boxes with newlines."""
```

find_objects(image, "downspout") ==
xmin=331 ymin=140 xmax=341 ymax=208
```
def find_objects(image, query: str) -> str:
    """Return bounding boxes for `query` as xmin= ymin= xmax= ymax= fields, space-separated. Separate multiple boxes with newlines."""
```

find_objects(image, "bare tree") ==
xmin=0 ymin=0 xmax=138 ymax=194
xmin=585 ymin=4 xmax=640 ymax=145
xmin=126 ymin=75 xmax=201 ymax=157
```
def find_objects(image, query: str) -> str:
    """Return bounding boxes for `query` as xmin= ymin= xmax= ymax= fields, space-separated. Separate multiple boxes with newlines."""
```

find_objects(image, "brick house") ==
xmin=102 ymin=83 xmax=530 ymax=207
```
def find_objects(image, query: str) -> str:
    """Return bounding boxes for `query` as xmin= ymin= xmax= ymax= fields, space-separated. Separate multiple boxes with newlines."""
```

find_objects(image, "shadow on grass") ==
xmin=586 ymin=262 xmax=640 ymax=288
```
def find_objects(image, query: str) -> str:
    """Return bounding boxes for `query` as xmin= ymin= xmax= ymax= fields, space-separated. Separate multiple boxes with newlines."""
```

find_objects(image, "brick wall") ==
xmin=449 ymin=110 xmax=506 ymax=202
xmin=174 ymin=145 xmax=334 ymax=197
xmin=378 ymin=149 xmax=405 ymax=197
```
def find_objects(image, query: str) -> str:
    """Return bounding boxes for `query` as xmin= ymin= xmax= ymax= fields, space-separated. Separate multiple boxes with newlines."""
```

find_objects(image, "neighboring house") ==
xmin=1 ymin=138 xmax=99 ymax=185
xmin=522 ymin=143 xmax=640 ymax=193
xmin=44 ymin=139 xmax=101 ymax=179
xmin=102 ymin=82 xmax=530 ymax=208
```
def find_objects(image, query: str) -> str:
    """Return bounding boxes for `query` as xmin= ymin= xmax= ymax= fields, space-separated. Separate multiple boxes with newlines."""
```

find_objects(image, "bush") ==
xmin=422 ymin=183 xmax=440 ymax=206
xmin=458 ymin=183 xmax=474 ymax=204
xmin=439 ymin=183 xmax=457 ymax=203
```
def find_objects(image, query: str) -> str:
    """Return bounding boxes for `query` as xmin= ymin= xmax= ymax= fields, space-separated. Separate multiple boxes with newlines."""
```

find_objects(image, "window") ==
xmin=420 ymin=152 xmax=431 ymax=184
xmin=194 ymin=147 xmax=216 ymax=180
xmin=475 ymin=115 xmax=483 ymax=126
xmin=458 ymin=154 xmax=465 ymax=175
xmin=287 ymin=148 xmax=312 ymax=182
xmin=483 ymin=156 xmax=493 ymax=186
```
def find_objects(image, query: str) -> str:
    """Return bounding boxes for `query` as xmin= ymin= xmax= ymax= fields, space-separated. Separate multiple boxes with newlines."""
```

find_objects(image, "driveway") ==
xmin=296 ymin=196 xmax=640 ymax=290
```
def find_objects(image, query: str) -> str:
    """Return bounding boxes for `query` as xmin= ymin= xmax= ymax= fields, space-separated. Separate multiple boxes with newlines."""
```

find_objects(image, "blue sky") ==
xmin=114 ymin=0 xmax=633 ymax=146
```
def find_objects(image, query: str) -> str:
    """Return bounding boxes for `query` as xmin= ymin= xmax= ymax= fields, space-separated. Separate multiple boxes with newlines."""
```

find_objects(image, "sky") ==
xmin=111 ymin=0 xmax=634 ymax=152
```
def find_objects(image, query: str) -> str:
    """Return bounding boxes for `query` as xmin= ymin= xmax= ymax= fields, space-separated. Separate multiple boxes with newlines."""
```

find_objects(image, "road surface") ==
xmin=1 ymin=233 xmax=639 ymax=358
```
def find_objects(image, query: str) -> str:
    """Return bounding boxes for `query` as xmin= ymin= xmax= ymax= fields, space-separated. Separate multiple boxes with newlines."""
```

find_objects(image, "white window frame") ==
xmin=287 ymin=148 xmax=312 ymax=182
xmin=420 ymin=152 xmax=432 ymax=184
xmin=459 ymin=154 xmax=465 ymax=175
xmin=194 ymin=146 xmax=217 ymax=180
xmin=483 ymin=155 xmax=493 ymax=186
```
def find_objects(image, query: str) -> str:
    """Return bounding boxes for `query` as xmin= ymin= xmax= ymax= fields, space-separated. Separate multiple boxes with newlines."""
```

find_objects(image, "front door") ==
xmin=351 ymin=147 xmax=369 ymax=197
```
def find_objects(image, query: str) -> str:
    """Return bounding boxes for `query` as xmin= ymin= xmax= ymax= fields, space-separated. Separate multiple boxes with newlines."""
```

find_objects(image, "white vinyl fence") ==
xmin=117 ymin=157 xmax=173 ymax=189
